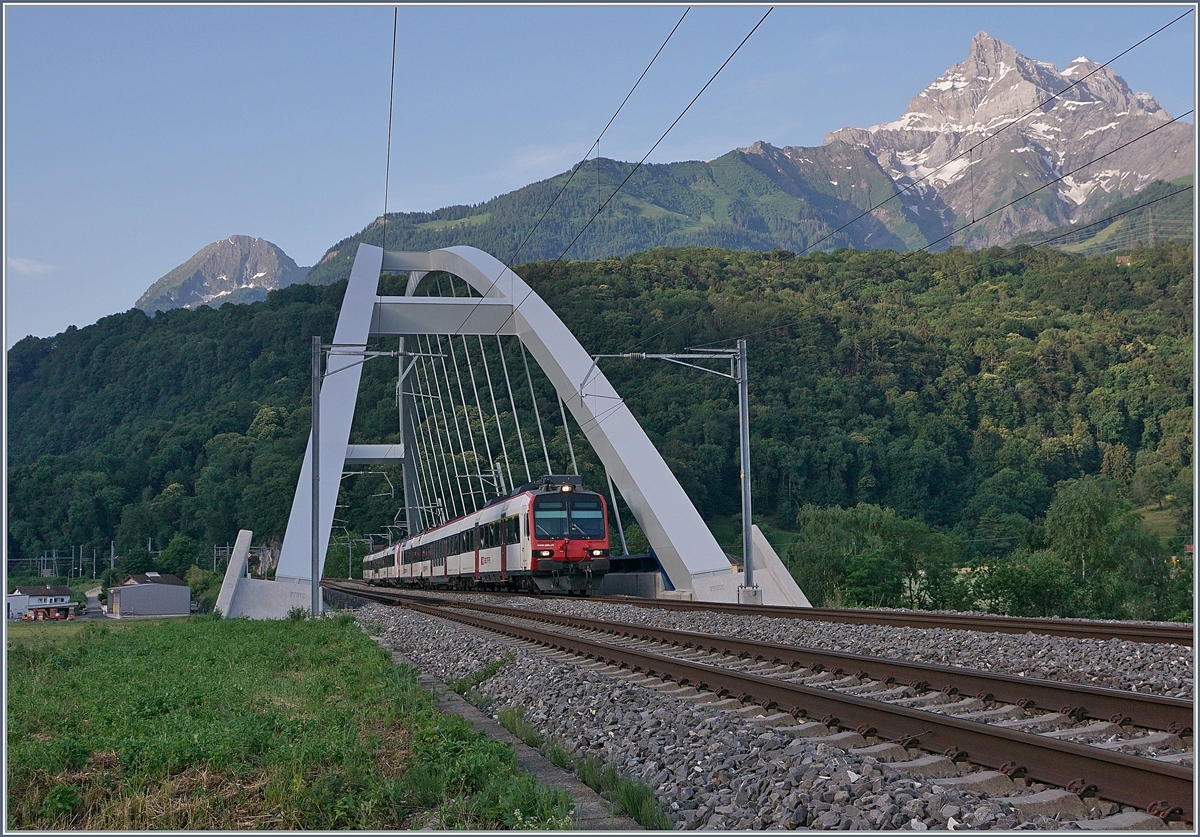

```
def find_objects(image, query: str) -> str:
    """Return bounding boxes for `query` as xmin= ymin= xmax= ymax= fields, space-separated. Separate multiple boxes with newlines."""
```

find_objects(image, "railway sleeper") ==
xmin=396 ymin=596 xmax=1194 ymax=828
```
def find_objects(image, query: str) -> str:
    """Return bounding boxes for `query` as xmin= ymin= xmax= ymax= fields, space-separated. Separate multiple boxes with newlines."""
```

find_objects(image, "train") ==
xmin=361 ymin=475 xmax=611 ymax=594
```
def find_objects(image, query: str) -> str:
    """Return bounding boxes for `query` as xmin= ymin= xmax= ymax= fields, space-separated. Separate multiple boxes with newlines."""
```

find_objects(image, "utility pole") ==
xmin=312 ymin=335 xmax=322 ymax=617
xmin=737 ymin=339 xmax=754 ymax=592
xmin=594 ymin=339 xmax=760 ymax=602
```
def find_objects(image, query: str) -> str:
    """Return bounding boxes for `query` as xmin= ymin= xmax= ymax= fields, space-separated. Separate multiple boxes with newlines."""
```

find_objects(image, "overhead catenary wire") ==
xmin=399 ymin=9 xmax=770 ymax=501
xmin=796 ymin=8 xmax=1195 ymax=256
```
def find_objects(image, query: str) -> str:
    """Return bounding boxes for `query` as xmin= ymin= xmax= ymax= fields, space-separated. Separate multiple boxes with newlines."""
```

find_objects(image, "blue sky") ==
xmin=4 ymin=4 xmax=1195 ymax=346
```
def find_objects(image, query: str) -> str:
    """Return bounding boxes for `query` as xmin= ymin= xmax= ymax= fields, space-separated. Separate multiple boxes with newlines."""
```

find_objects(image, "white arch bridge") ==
xmin=217 ymin=244 xmax=808 ymax=617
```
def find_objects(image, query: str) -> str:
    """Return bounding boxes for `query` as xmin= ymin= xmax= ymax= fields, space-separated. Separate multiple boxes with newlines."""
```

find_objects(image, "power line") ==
xmin=441 ymin=7 xmax=691 ymax=334
xmin=381 ymin=9 xmax=399 ymax=253
xmin=1034 ymin=186 xmax=1193 ymax=249
xmin=549 ymin=8 xmax=773 ymax=271
xmin=493 ymin=7 xmax=774 ymax=337
xmin=904 ymin=109 xmax=1193 ymax=258
xmin=796 ymin=8 xmax=1194 ymax=256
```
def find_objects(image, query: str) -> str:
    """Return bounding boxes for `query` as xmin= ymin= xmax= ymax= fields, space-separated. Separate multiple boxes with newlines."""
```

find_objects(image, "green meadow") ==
xmin=6 ymin=614 xmax=572 ymax=830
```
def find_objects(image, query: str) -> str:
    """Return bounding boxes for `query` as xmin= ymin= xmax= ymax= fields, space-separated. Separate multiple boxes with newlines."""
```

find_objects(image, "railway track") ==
xmin=592 ymin=597 xmax=1195 ymax=648
xmin=334 ymin=583 xmax=1193 ymax=645
xmin=328 ymin=581 xmax=1193 ymax=824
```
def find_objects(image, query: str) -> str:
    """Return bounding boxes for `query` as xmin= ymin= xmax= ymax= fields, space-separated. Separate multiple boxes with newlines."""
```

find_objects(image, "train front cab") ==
xmin=528 ymin=486 xmax=610 ymax=593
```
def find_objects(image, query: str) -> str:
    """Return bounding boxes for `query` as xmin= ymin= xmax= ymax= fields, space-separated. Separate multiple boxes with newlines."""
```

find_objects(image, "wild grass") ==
xmin=6 ymin=613 xmax=573 ymax=830
xmin=450 ymin=652 xmax=514 ymax=711
xmin=498 ymin=707 xmax=672 ymax=829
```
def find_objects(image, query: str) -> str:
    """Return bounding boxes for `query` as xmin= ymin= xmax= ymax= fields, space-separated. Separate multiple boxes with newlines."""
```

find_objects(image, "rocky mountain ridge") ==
xmin=140 ymin=32 xmax=1191 ymax=304
xmin=820 ymin=31 xmax=1190 ymax=245
xmin=136 ymin=235 xmax=310 ymax=314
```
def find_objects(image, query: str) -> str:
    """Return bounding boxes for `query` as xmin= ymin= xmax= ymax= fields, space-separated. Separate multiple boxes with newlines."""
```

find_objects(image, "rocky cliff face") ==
xmin=136 ymin=236 xmax=309 ymax=314
xmin=821 ymin=31 xmax=1192 ymax=246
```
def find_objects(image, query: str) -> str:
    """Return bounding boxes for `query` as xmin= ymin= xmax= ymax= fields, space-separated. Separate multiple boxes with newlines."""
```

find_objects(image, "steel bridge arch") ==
xmin=217 ymin=244 xmax=807 ymax=618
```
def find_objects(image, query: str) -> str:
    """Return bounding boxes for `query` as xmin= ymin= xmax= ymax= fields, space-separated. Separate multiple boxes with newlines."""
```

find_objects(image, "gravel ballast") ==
xmin=356 ymin=597 xmax=1193 ymax=830
xmin=452 ymin=595 xmax=1195 ymax=700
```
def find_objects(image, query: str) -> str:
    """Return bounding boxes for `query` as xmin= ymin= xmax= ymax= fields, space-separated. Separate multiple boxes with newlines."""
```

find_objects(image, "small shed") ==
xmin=9 ymin=585 xmax=74 ymax=620
xmin=108 ymin=572 xmax=191 ymax=618
xmin=7 ymin=594 xmax=30 ymax=619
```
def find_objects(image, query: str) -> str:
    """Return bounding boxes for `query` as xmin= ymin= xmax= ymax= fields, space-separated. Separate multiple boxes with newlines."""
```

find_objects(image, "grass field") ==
xmin=6 ymin=613 xmax=572 ymax=830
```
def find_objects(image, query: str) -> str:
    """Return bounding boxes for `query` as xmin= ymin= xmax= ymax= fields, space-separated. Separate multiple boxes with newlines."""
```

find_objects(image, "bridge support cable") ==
xmin=478 ymin=335 xmax=516 ymax=493
xmin=261 ymin=244 xmax=811 ymax=616
xmin=400 ymin=338 xmax=435 ymax=536
xmin=497 ymin=336 xmax=533 ymax=483
xmin=404 ymin=360 xmax=440 ymax=531
xmin=423 ymin=333 xmax=470 ymax=518
xmin=461 ymin=335 xmax=499 ymax=498
xmin=415 ymin=336 xmax=462 ymax=520
xmin=408 ymin=346 xmax=445 ymax=522
xmin=520 ymin=339 xmax=554 ymax=477
xmin=441 ymin=332 xmax=486 ymax=507
xmin=431 ymin=333 xmax=476 ymax=513
xmin=432 ymin=275 xmax=489 ymax=507
xmin=401 ymin=379 xmax=432 ymax=533
xmin=607 ymin=470 xmax=629 ymax=556
xmin=403 ymin=353 xmax=440 ymax=527
xmin=559 ymin=397 xmax=579 ymax=475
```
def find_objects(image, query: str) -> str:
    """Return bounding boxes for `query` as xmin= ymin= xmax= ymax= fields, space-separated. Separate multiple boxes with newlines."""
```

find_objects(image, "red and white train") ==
xmin=362 ymin=475 xmax=610 ymax=593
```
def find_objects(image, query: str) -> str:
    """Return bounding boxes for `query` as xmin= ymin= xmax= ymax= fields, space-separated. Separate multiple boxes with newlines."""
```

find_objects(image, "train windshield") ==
xmin=569 ymin=497 xmax=605 ymax=539
xmin=533 ymin=498 xmax=568 ymax=538
xmin=533 ymin=494 xmax=606 ymax=539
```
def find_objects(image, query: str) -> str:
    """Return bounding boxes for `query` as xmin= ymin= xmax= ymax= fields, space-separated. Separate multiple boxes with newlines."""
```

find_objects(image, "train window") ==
xmin=505 ymin=516 xmax=520 ymax=545
xmin=569 ymin=497 xmax=606 ymax=539
xmin=534 ymin=498 xmax=568 ymax=538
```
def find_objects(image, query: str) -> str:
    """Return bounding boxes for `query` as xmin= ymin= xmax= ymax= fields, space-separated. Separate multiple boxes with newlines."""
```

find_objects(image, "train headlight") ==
xmin=536 ymin=549 xmax=555 ymax=558
xmin=560 ymin=484 xmax=573 ymax=492
xmin=590 ymin=549 xmax=606 ymax=557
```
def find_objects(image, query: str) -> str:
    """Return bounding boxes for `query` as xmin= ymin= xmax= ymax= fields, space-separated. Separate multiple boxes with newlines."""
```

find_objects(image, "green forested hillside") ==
xmin=7 ymin=242 xmax=1192 ymax=618
xmin=303 ymin=146 xmax=932 ymax=287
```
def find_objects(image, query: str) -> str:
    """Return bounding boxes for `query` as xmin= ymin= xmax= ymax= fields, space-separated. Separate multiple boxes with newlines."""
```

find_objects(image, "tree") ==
xmin=158 ymin=534 xmax=201 ymax=577
xmin=786 ymin=503 xmax=964 ymax=609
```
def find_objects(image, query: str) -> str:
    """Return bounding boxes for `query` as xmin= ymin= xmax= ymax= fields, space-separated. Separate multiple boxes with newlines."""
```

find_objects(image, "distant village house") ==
xmin=7 ymin=585 xmax=74 ymax=620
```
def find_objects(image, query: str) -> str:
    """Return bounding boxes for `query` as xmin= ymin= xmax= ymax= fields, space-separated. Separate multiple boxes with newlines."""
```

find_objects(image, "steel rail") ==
xmin=394 ymin=596 xmax=1193 ymax=822
xmin=413 ymin=597 xmax=1193 ymax=735
xmin=589 ymin=596 xmax=1195 ymax=647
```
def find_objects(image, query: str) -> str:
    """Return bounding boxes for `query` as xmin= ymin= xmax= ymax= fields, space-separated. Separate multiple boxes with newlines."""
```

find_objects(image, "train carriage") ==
xmin=362 ymin=475 xmax=610 ymax=593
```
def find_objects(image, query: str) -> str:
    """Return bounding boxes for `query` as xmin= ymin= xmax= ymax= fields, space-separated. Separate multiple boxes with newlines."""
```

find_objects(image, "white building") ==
xmin=108 ymin=572 xmax=191 ymax=618
xmin=8 ymin=585 xmax=74 ymax=620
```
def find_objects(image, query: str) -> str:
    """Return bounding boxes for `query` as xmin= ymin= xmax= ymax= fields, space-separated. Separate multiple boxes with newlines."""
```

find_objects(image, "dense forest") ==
xmin=7 ymin=242 xmax=1193 ymax=619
